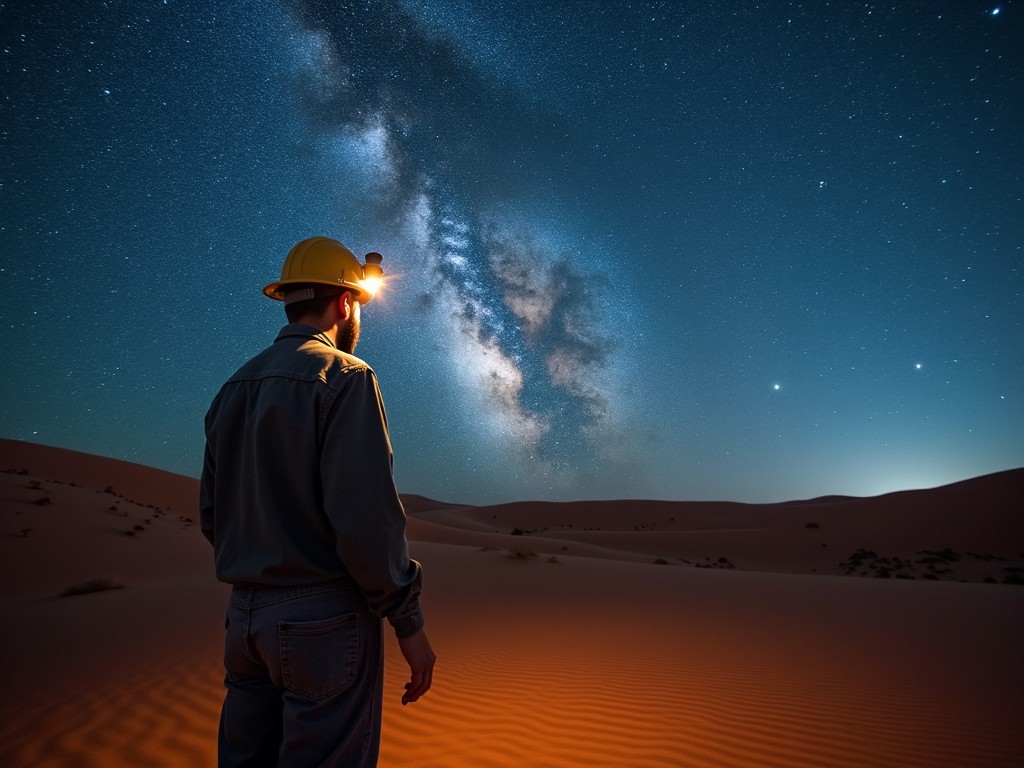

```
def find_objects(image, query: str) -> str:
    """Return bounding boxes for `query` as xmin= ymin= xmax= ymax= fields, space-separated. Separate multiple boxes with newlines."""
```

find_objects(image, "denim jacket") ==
xmin=200 ymin=323 xmax=423 ymax=638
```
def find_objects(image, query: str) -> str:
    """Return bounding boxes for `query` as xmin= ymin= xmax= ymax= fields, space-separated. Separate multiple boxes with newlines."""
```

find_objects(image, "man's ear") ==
xmin=337 ymin=291 xmax=353 ymax=321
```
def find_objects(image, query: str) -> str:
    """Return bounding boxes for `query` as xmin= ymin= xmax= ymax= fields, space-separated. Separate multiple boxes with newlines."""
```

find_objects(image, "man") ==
xmin=200 ymin=236 xmax=435 ymax=767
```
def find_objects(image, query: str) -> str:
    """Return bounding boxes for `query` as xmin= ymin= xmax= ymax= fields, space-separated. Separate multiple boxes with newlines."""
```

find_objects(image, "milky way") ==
xmin=285 ymin=0 xmax=634 ymax=493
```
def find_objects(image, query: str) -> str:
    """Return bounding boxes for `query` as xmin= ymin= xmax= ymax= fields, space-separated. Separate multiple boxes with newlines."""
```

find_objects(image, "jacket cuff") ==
xmin=389 ymin=608 xmax=425 ymax=639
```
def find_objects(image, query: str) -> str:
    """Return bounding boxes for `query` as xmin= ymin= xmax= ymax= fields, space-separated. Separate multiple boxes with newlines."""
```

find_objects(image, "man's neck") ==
xmin=294 ymin=317 xmax=340 ymax=348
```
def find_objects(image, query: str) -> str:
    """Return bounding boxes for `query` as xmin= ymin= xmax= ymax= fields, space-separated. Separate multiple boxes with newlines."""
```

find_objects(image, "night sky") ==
xmin=2 ymin=1 xmax=1021 ymax=505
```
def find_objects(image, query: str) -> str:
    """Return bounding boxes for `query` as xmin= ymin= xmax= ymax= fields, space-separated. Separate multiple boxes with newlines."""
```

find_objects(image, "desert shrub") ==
xmin=1004 ymin=568 xmax=1024 ymax=585
xmin=59 ymin=578 xmax=125 ymax=597
xmin=805 ymin=521 xmax=820 ymax=529
xmin=509 ymin=548 xmax=538 ymax=560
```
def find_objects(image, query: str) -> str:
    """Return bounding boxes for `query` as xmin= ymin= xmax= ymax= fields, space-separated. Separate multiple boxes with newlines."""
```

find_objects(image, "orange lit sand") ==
xmin=2 ymin=439 xmax=1022 ymax=767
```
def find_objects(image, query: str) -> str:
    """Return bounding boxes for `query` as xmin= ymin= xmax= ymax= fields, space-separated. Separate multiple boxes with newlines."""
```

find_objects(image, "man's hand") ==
xmin=397 ymin=629 xmax=436 ymax=705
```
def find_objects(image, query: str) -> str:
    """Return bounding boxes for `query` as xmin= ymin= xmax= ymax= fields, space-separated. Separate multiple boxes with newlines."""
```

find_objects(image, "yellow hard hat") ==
xmin=263 ymin=237 xmax=384 ymax=305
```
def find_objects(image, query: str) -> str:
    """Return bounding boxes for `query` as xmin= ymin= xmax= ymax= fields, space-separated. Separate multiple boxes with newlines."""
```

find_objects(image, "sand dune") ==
xmin=2 ymin=438 xmax=1022 ymax=767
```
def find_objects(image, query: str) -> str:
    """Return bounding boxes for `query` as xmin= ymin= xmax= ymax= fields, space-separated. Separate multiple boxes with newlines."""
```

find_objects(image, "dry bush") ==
xmin=509 ymin=548 xmax=539 ymax=560
xmin=59 ymin=578 xmax=125 ymax=597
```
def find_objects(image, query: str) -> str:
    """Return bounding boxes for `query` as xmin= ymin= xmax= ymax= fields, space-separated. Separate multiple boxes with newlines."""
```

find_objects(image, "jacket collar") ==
xmin=274 ymin=323 xmax=337 ymax=350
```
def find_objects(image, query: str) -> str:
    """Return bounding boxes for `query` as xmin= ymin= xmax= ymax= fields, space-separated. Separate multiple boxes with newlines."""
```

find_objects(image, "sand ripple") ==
xmin=1 ymin=657 xmax=222 ymax=768
xmin=376 ymin=623 xmax=1021 ymax=768
xmin=1 ymin=603 xmax=1019 ymax=768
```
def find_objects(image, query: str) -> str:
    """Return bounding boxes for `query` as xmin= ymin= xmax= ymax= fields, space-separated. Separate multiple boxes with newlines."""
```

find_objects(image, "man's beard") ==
xmin=338 ymin=315 xmax=360 ymax=354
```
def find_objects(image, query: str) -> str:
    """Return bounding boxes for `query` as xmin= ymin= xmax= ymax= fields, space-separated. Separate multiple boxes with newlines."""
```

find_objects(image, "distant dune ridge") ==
xmin=1 ymin=438 xmax=1022 ymax=767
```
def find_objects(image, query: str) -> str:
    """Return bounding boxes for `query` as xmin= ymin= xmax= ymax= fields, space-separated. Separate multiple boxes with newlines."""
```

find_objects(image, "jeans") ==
xmin=219 ymin=579 xmax=383 ymax=768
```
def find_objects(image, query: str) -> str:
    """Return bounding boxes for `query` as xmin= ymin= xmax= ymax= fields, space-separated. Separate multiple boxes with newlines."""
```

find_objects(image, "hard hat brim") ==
xmin=263 ymin=277 xmax=373 ymax=305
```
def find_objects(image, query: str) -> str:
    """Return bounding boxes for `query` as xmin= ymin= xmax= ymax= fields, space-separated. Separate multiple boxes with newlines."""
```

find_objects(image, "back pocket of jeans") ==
xmin=279 ymin=613 xmax=359 ymax=701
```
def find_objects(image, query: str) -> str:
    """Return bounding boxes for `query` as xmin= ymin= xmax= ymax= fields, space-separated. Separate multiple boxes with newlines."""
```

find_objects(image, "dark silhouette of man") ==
xmin=201 ymin=237 xmax=435 ymax=767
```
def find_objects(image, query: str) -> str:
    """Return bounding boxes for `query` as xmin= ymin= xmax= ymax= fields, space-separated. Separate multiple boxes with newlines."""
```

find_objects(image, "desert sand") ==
xmin=1 ymin=437 xmax=1022 ymax=767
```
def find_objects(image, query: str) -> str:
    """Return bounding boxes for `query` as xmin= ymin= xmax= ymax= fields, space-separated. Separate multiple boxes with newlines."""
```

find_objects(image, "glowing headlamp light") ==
xmin=360 ymin=252 xmax=385 ymax=299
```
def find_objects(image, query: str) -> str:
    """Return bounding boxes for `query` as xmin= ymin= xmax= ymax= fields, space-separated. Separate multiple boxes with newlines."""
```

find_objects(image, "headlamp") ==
xmin=359 ymin=252 xmax=385 ymax=300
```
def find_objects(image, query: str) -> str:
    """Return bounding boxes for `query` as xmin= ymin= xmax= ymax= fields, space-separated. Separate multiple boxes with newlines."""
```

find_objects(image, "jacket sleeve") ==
xmin=319 ymin=367 xmax=424 ymax=638
xmin=199 ymin=416 xmax=216 ymax=547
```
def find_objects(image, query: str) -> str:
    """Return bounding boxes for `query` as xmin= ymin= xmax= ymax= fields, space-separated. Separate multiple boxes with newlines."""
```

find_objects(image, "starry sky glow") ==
xmin=2 ymin=1 xmax=1021 ymax=504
